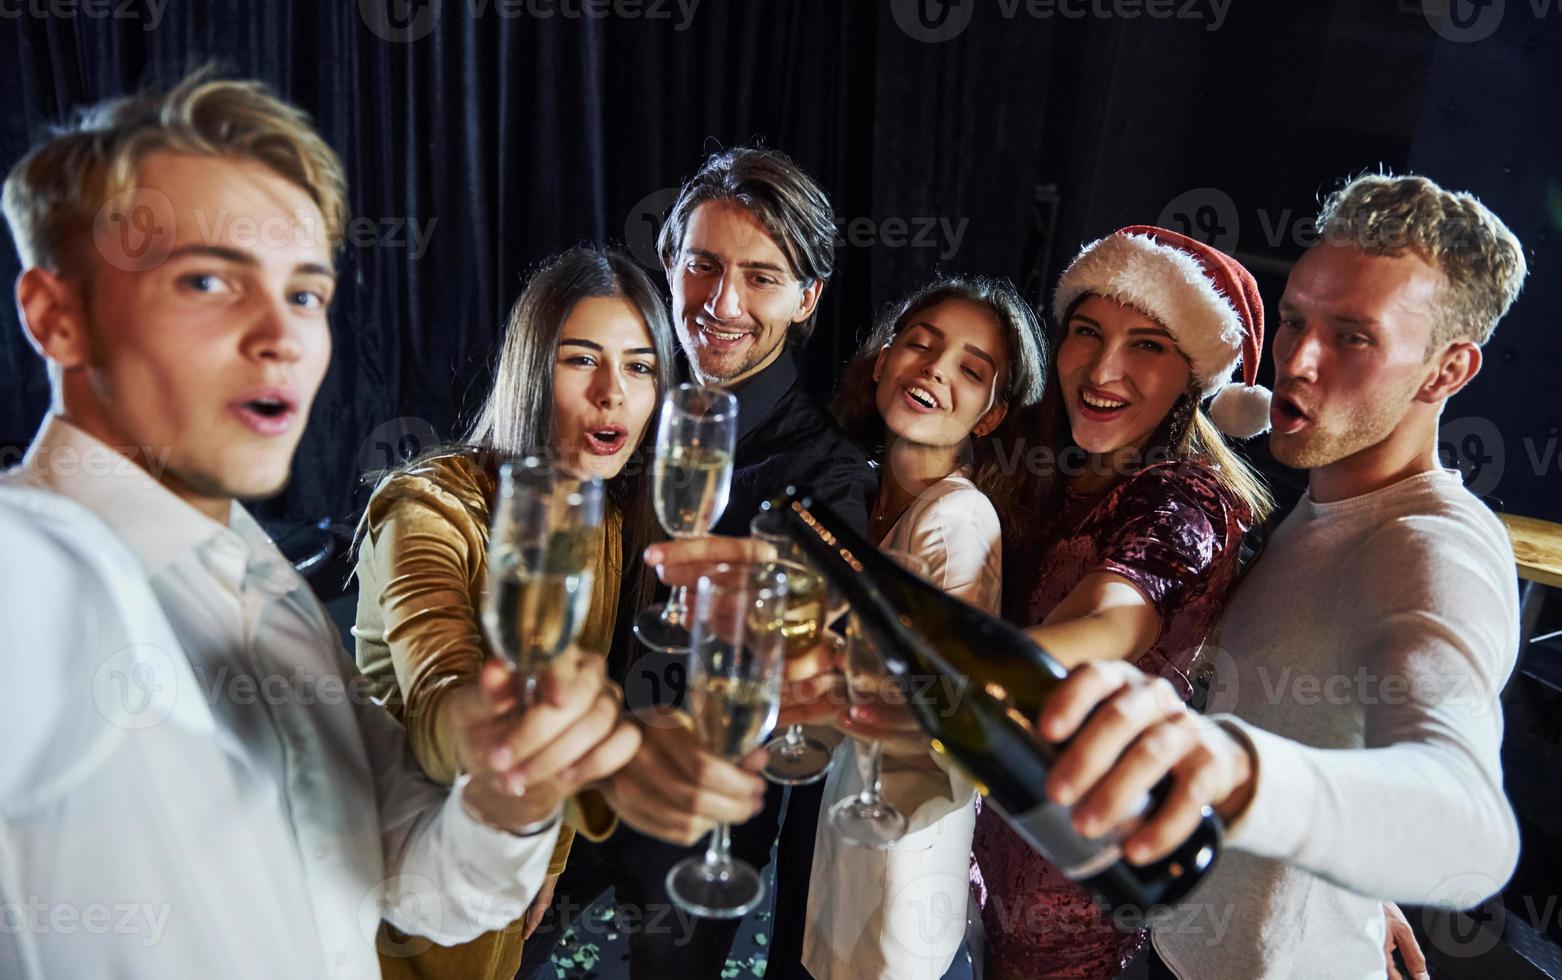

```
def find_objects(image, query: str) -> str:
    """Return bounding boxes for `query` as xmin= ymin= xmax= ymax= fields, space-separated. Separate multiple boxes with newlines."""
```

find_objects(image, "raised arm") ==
xmin=1037 ymin=515 xmax=1520 ymax=908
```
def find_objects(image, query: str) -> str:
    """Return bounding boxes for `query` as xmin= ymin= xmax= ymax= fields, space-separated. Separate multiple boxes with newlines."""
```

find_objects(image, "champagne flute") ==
xmin=666 ymin=562 xmax=789 ymax=918
xmin=751 ymin=512 xmax=837 ymax=785
xmin=481 ymin=456 xmax=603 ymax=702
xmin=831 ymin=549 xmax=931 ymax=848
xmin=633 ymin=384 xmax=738 ymax=653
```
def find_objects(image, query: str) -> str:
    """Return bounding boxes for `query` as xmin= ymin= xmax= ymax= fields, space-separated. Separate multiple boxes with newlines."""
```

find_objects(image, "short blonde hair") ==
xmin=1315 ymin=173 xmax=1526 ymax=349
xmin=2 ymin=67 xmax=347 ymax=278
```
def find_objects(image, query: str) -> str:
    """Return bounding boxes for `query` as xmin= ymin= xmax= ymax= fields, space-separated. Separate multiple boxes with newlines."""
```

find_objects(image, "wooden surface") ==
xmin=1500 ymin=513 xmax=1562 ymax=589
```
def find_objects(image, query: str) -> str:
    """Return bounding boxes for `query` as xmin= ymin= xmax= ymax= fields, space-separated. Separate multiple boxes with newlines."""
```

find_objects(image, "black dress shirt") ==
xmin=713 ymin=348 xmax=875 ymax=537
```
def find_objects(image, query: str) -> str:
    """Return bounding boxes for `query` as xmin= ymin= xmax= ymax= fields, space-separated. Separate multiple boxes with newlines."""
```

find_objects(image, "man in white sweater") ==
xmin=1037 ymin=173 xmax=1527 ymax=979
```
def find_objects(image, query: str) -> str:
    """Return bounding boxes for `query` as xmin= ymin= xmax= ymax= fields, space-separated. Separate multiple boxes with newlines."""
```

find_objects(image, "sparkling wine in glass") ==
xmin=665 ymin=562 xmax=788 ymax=919
xmin=482 ymin=457 xmax=603 ymax=701
xmin=751 ymin=512 xmax=837 ymax=785
xmin=830 ymin=549 xmax=931 ymax=848
xmin=633 ymin=384 xmax=737 ymax=653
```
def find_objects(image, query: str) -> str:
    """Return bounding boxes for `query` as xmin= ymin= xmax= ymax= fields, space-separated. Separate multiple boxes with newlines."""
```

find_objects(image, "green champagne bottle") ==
xmin=764 ymin=487 xmax=1219 ymax=911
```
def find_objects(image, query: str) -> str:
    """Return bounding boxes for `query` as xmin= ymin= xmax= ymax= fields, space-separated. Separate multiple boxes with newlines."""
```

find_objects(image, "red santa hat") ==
xmin=1051 ymin=225 xmax=1272 ymax=438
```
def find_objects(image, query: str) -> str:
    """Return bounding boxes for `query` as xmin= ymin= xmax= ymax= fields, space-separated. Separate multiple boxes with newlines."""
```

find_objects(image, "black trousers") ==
xmin=518 ymin=779 xmax=825 ymax=980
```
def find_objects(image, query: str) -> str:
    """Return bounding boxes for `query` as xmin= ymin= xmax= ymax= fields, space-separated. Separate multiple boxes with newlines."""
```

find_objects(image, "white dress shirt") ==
xmin=803 ymin=471 xmax=1000 ymax=980
xmin=0 ymin=416 xmax=558 ymax=980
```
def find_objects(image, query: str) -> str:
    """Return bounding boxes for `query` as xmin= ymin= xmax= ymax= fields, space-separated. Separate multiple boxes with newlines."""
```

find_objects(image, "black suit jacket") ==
xmin=714 ymin=348 xmax=874 ymax=538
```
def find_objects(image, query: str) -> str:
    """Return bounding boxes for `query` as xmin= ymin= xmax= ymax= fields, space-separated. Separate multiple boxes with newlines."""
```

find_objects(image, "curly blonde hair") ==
xmin=1315 ymin=173 xmax=1526 ymax=350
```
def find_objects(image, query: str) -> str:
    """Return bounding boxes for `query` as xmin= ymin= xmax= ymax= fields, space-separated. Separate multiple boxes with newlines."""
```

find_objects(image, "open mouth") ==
xmin=901 ymin=384 xmax=942 ymax=412
xmin=1270 ymin=393 xmax=1312 ymax=434
xmin=1077 ymin=387 xmax=1131 ymax=420
xmin=248 ymin=399 xmax=290 ymax=418
xmin=582 ymin=424 xmax=629 ymax=456
xmin=229 ymin=390 xmax=299 ymax=436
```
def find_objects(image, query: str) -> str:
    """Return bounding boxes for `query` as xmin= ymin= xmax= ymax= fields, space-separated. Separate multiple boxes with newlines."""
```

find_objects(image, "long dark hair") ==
xmin=389 ymin=246 xmax=676 ymax=671
xmin=1002 ymin=293 xmax=1274 ymax=621
xmin=831 ymin=275 xmax=1049 ymax=548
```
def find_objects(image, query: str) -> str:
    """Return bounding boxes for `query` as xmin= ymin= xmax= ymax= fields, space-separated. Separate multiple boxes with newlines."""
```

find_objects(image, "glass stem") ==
xmin=705 ymin=821 xmax=732 ymax=867
xmin=784 ymin=724 xmax=804 ymax=746
xmin=859 ymin=738 xmax=885 ymax=805
xmin=664 ymin=584 xmax=689 ymax=626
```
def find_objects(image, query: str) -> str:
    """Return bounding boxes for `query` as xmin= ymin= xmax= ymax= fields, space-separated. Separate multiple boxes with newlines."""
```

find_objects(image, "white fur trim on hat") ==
xmin=1052 ymin=232 xmax=1246 ymax=396
xmin=1208 ymin=382 xmax=1273 ymax=438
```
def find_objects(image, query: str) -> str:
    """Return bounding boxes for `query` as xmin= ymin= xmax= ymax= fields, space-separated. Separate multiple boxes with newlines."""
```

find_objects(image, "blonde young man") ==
xmin=0 ymin=73 xmax=639 ymax=979
xmin=1035 ymin=174 xmax=1527 ymax=978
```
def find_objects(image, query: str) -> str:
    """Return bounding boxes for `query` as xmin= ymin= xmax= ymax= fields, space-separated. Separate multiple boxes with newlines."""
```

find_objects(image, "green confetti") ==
xmin=754 ymin=932 xmax=768 ymax=946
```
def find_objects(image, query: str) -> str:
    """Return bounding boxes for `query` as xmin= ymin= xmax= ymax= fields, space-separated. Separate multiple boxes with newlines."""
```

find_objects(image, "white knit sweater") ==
xmin=1155 ymin=468 xmax=1521 ymax=979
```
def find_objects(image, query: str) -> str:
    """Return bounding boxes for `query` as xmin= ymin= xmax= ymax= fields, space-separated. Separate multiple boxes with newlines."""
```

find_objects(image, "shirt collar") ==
xmin=731 ymin=347 xmax=799 ymax=443
xmin=18 ymin=414 xmax=266 ymax=579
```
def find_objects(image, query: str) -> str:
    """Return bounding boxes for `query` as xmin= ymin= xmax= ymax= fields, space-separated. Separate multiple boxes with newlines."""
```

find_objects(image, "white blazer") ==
xmin=802 ymin=470 xmax=1002 ymax=980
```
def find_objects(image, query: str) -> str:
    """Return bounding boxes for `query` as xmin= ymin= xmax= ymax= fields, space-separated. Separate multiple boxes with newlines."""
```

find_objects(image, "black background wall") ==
xmin=1 ymin=0 xmax=1558 ymax=525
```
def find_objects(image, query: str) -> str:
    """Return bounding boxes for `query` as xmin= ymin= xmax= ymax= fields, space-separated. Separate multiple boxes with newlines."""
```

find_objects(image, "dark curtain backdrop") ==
xmin=1 ymin=0 xmax=1557 ymax=525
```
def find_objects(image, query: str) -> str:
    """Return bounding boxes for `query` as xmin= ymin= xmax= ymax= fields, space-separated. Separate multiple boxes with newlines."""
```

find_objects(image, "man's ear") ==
xmin=872 ymin=343 xmax=890 ymax=383
xmin=1417 ymin=340 xmax=1482 ymax=404
xmin=791 ymin=277 xmax=823 ymax=324
xmin=16 ymin=267 xmax=90 ymax=370
xmin=972 ymin=400 xmax=1009 ymax=439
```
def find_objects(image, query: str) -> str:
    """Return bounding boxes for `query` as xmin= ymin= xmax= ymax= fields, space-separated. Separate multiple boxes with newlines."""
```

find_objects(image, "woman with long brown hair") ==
xmin=352 ymin=245 xmax=676 ymax=980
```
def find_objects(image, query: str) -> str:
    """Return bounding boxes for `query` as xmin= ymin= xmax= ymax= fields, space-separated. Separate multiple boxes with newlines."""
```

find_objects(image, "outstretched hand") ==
xmin=1039 ymin=660 xmax=1256 ymax=864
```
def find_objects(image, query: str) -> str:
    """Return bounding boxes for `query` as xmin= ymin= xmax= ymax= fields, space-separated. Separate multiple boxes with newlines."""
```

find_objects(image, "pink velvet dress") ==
xmin=969 ymin=459 xmax=1251 ymax=979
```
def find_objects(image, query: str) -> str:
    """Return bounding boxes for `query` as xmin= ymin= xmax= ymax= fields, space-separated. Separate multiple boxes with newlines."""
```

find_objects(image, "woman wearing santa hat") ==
xmin=969 ymin=226 xmax=1276 ymax=978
